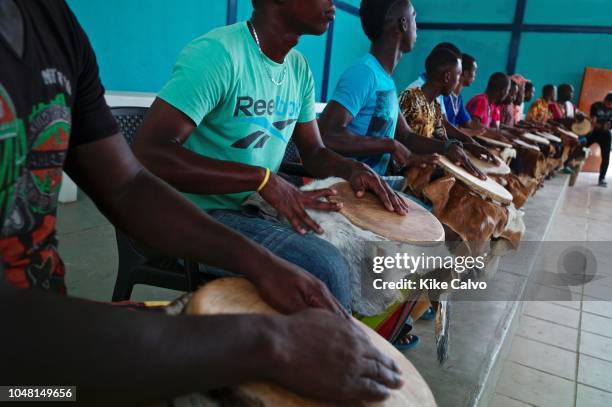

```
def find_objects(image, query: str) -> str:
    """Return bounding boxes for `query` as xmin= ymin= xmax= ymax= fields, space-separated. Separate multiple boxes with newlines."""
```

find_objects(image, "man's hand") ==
xmin=259 ymin=173 xmax=341 ymax=235
xmin=464 ymin=142 xmax=497 ymax=163
xmin=447 ymin=144 xmax=487 ymax=180
xmin=390 ymin=139 xmax=413 ymax=167
xmin=266 ymin=309 xmax=403 ymax=402
xmin=252 ymin=256 xmax=350 ymax=319
xmin=347 ymin=162 xmax=409 ymax=215
xmin=392 ymin=141 xmax=440 ymax=169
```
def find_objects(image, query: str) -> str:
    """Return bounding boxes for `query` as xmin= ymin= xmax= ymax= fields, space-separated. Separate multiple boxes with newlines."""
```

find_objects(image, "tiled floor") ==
xmin=492 ymin=172 xmax=612 ymax=407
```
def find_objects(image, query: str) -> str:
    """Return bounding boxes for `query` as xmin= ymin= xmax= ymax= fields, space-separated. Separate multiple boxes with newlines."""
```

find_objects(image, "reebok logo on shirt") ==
xmin=231 ymin=96 xmax=300 ymax=149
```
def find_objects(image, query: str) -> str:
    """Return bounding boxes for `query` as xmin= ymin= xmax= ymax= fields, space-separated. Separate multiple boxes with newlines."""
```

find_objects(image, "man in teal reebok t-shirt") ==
xmin=133 ymin=0 xmax=409 ymax=309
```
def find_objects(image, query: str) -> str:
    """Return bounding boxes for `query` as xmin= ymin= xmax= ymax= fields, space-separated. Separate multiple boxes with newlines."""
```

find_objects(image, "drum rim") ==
xmin=475 ymin=135 xmax=513 ymax=148
xmin=571 ymin=120 xmax=592 ymax=136
xmin=466 ymin=152 xmax=512 ymax=175
xmin=522 ymin=132 xmax=551 ymax=145
xmin=438 ymin=156 xmax=514 ymax=204
xmin=329 ymin=181 xmax=446 ymax=243
xmin=533 ymin=131 xmax=562 ymax=143
xmin=513 ymin=138 xmax=541 ymax=151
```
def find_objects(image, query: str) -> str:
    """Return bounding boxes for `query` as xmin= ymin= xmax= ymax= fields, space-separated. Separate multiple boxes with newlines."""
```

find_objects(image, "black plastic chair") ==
xmin=110 ymin=106 xmax=201 ymax=301
xmin=278 ymin=139 xmax=312 ymax=186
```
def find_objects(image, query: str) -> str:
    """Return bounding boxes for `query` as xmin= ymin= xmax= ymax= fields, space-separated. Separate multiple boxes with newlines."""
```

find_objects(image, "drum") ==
xmin=571 ymin=120 xmax=592 ymax=136
xmin=241 ymin=178 xmax=446 ymax=329
xmin=513 ymin=138 xmax=540 ymax=152
xmin=466 ymin=152 xmax=511 ymax=176
xmin=403 ymin=156 xmax=522 ymax=251
xmin=301 ymin=179 xmax=452 ymax=363
xmin=490 ymin=173 xmax=530 ymax=209
xmin=555 ymin=126 xmax=579 ymax=141
xmin=186 ymin=278 xmax=437 ymax=407
xmin=437 ymin=156 xmax=513 ymax=204
xmin=299 ymin=179 xmax=446 ymax=318
xmin=475 ymin=135 xmax=513 ymax=149
xmin=534 ymin=131 xmax=562 ymax=143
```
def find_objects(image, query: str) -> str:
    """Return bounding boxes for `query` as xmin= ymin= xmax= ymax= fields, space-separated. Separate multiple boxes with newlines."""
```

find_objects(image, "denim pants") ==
xmin=202 ymin=209 xmax=352 ymax=310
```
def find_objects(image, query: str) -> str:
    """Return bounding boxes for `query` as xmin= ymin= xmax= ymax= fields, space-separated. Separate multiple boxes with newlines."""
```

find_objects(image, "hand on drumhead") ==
xmin=348 ymin=162 xmax=409 ymax=215
xmin=253 ymin=255 xmax=351 ymax=319
xmin=267 ymin=309 xmax=403 ymax=402
xmin=465 ymin=142 xmax=497 ymax=163
xmin=448 ymin=145 xmax=487 ymax=180
xmin=260 ymin=173 xmax=341 ymax=235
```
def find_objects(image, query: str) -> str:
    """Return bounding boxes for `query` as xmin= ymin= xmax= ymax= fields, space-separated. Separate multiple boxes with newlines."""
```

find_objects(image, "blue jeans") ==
xmin=202 ymin=209 xmax=352 ymax=310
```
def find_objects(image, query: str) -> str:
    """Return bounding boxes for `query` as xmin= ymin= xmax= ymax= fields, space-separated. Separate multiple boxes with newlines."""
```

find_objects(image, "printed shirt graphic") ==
xmin=398 ymin=87 xmax=447 ymax=139
xmin=330 ymin=54 xmax=399 ymax=175
xmin=0 ymin=1 xmax=117 ymax=292
xmin=158 ymin=23 xmax=316 ymax=211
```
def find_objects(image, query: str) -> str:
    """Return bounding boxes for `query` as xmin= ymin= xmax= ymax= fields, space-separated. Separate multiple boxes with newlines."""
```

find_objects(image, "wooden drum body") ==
xmin=187 ymin=278 xmax=437 ymax=407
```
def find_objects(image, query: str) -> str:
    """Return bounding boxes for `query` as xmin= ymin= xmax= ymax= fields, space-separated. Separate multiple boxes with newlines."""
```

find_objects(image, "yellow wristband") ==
xmin=257 ymin=168 xmax=271 ymax=192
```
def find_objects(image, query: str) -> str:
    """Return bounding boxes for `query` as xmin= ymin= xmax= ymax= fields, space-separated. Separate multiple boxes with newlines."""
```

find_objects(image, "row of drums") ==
xmin=183 ymin=122 xmax=584 ymax=406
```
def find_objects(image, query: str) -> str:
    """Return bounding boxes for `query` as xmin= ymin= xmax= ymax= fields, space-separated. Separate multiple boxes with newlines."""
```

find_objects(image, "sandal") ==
xmin=420 ymin=306 xmax=436 ymax=321
xmin=393 ymin=322 xmax=420 ymax=351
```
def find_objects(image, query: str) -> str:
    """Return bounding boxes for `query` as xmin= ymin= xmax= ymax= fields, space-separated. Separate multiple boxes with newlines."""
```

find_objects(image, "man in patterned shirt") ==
xmin=527 ymin=84 xmax=556 ymax=123
xmin=399 ymin=48 xmax=491 ymax=178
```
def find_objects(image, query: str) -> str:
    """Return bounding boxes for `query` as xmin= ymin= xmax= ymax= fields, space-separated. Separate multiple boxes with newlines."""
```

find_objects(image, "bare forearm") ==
xmin=323 ymin=130 xmax=395 ymax=158
xmin=134 ymin=143 xmax=265 ymax=195
xmin=301 ymin=146 xmax=358 ymax=180
xmin=444 ymin=119 xmax=474 ymax=143
xmin=0 ymin=282 xmax=274 ymax=405
xmin=399 ymin=133 xmax=445 ymax=155
xmin=89 ymin=168 xmax=274 ymax=281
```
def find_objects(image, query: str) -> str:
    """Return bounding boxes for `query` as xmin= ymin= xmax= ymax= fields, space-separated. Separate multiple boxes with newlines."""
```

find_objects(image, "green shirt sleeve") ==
xmin=158 ymin=38 xmax=232 ymax=126
xmin=297 ymin=54 xmax=316 ymax=123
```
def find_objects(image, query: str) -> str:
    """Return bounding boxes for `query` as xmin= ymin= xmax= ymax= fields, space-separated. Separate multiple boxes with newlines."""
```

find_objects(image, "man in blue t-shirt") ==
xmin=319 ymin=0 xmax=439 ymax=178
xmin=319 ymin=7 xmax=488 ymax=181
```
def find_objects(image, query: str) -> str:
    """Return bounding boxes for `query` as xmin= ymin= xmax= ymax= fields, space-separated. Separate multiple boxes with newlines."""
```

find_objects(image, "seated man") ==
xmin=526 ymin=84 xmax=556 ymax=123
xmin=0 ymin=0 xmax=401 ymax=403
xmin=407 ymin=42 xmax=486 ymax=146
xmin=586 ymin=93 xmax=612 ymax=187
xmin=518 ymin=80 xmax=535 ymax=120
xmin=510 ymin=74 xmax=527 ymax=124
xmin=408 ymin=42 xmax=460 ymax=118
xmin=398 ymin=48 xmax=493 ymax=179
xmin=133 ymin=0 xmax=409 ymax=310
xmin=319 ymin=0 xmax=437 ymax=349
xmin=445 ymin=54 xmax=512 ymax=146
xmin=558 ymin=83 xmax=580 ymax=120
xmin=318 ymin=0 xmax=437 ymax=182
xmin=466 ymin=72 xmax=511 ymax=129
xmin=500 ymin=79 xmax=519 ymax=127
xmin=444 ymin=53 xmax=476 ymax=128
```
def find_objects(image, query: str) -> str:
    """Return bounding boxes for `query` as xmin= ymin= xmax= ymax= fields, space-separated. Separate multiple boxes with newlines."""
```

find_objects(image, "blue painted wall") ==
xmin=68 ymin=0 xmax=612 ymax=107
xmin=67 ymin=0 xmax=228 ymax=93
